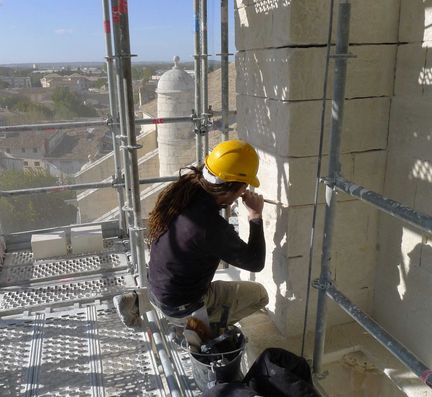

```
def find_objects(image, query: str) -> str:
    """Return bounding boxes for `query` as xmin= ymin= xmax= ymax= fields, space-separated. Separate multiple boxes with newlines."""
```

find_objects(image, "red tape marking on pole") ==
xmin=112 ymin=6 xmax=120 ymax=24
xmin=153 ymin=118 xmax=164 ymax=125
xmin=420 ymin=369 xmax=432 ymax=386
xmin=104 ymin=20 xmax=110 ymax=33
xmin=119 ymin=0 xmax=128 ymax=15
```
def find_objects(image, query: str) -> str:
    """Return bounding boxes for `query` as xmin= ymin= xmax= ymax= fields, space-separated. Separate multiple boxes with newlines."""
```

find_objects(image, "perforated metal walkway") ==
xmin=0 ymin=240 xmax=200 ymax=396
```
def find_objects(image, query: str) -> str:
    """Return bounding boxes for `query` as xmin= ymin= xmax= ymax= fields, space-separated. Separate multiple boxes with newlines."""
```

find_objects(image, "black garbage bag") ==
xmin=201 ymin=347 xmax=319 ymax=397
xmin=243 ymin=348 xmax=320 ymax=397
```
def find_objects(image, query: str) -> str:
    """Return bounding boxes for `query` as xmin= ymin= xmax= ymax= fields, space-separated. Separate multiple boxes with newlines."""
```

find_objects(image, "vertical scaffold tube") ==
xmin=313 ymin=0 xmax=351 ymax=375
xmin=102 ymin=0 xmax=126 ymax=236
xmin=111 ymin=0 xmax=147 ymax=286
xmin=111 ymin=0 xmax=136 ymax=265
xmin=220 ymin=0 xmax=229 ymax=142
xmin=200 ymin=0 xmax=209 ymax=156
xmin=194 ymin=0 xmax=203 ymax=165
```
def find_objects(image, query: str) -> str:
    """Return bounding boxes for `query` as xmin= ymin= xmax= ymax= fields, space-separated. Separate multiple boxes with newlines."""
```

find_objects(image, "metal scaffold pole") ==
xmin=111 ymin=0 xmax=136 ymax=266
xmin=220 ymin=0 xmax=230 ymax=142
xmin=102 ymin=0 xmax=126 ymax=237
xmin=200 ymin=0 xmax=209 ymax=156
xmin=313 ymin=0 xmax=351 ymax=375
xmin=219 ymin=0 xmax=231 ymax=243
xmin=194 ymin=0 xmax=203 ymax=165
xmin=111 ymin=0 xmax=146 ymax=287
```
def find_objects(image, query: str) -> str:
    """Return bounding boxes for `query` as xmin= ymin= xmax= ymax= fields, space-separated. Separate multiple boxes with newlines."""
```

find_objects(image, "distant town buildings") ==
xmin=40 ymin=73 xmax=91 ymax=91
xmin=0 ymin=127 xmax=111 ymax=177
xmin=0 ymin=76 xmax=32 ymax=88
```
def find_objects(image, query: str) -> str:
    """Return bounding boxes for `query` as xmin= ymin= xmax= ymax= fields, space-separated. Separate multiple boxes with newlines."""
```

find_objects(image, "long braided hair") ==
xmin=147 ymin=166 xmax=244 ymax=244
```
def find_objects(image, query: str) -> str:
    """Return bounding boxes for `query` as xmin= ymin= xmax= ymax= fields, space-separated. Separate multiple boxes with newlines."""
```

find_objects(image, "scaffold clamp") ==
xmin=312 ymin=278 xmax=332 ymax=290
xmin=120 ymin=144 xmax=142 ymax=151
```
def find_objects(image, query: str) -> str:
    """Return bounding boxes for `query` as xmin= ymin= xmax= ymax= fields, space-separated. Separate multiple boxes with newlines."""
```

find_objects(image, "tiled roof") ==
xmin=0 ymin=130 xmax=50 ymax=149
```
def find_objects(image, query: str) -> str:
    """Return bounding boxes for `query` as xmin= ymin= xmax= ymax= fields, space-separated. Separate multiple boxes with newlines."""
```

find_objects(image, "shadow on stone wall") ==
xmin=375 ymin=1 xmax=432 ymax=367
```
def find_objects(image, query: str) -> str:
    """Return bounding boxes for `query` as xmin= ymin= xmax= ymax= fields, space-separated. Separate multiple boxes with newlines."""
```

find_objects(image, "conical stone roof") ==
xmin=156 ymin=56 xmax=194 ymax=94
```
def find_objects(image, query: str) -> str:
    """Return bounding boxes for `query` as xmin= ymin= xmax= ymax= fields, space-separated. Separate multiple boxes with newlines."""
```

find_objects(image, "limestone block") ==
xmin=284 ymin=150 xmax=386 ymax=206
xmin=412 ymin=160 xmax=432 ymax=215
xmin=375 ymin=217 xmax=432 ymax=366
xmin=237 ymin=95 xmax=389 ymax=157
xmin=250 ymin=149 xmax=386 ymax=207
xmin=237 ymin=198 xmax=378 ymax=337
xmin=345 ymin=45 xmax=396 ymax=99
xmin=384 ymin=153 xmax=421 ymax=209
xmin=236 ymin=48 xmax=326 ymax=100
xmin=252 ymin=251 xmax=372 ymax=337
xmin=31 ymin=231 xmax=67 ymax=260
xmin=236 ymin=45 xmax=396 ymax=101
xmin=388 ymin=97 xmax=432 ymax=160
xmin=71 ymin=225 xmax=103 ymax=255
xmin=394 ymin=44 xmax=428 ymax=97
xmin=422 ymin=46 xmax=432 ymax=96
xmin=399 ymin=0 xmax=432 ymax=43
xmin=235 ymin=0 xmax=399 ymax=50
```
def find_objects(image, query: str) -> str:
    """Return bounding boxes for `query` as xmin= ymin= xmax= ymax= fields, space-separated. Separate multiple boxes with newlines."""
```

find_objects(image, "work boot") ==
xmin=113 ymin=290 xmax=142 ymax=329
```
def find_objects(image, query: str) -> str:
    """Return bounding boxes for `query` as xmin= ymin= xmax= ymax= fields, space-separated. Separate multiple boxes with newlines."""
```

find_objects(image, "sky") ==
xmin=0 ymin=0 xmax=236 ymax=65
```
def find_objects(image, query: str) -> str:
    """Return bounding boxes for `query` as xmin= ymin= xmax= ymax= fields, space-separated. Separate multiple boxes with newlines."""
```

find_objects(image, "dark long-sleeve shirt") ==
xmin=148 ymin=189 xmax=265 ymax=307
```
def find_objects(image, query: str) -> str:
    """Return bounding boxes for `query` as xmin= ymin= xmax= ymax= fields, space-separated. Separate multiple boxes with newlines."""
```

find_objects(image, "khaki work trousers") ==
xmin=204 ymin=280 xmax=269 ymax=325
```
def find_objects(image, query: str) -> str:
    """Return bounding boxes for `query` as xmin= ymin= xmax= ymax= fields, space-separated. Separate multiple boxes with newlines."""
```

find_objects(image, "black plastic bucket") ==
xmin=186 ymin=327 xmax=246 ymax=391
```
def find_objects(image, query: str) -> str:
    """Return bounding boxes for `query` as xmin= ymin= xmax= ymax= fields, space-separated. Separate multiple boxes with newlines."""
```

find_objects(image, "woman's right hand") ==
xmin=242 ymin=190 xmax=264 ymax=220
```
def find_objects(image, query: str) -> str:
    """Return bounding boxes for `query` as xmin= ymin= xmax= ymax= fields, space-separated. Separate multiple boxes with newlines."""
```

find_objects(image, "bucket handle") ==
xmin=180 ymin=337 xmax=245 ymax=357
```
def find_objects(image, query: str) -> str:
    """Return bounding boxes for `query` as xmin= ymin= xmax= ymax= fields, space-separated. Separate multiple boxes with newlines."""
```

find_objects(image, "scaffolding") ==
xmin=1 ymin=0 xmax=432 ymax=395
xmin=310 ymin=0 xmax=432 ymax=389
xmin=0 ymin=1 xmax=226 ymax=394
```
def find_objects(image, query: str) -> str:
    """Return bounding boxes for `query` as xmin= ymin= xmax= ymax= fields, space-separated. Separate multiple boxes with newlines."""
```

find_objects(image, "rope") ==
xmin=300 ymin=0 xmax=336 ymax=357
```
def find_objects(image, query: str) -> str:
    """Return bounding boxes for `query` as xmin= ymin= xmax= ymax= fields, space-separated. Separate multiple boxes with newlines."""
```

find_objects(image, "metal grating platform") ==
xmin=0 ymin=304 xmax=165 ymax=397
xmin=0 ymin=274 xmax=135 ymax=316
xmin=3 ymin=239 xmax=126 ymax=267
xmin=0 ymin=239 xmax=198 ymax=396
xmin=0 ymin=252 xmax=130 ymax=286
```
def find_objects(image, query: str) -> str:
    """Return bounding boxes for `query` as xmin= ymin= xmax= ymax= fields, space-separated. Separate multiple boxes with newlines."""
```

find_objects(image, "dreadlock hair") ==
xmin=147 ymin=165 xmax=246 ymax=245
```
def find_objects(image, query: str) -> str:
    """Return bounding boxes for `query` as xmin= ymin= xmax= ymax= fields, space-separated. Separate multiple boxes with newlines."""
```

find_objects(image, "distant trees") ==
xmin=0 ymin=87 xmax=99 ymax=123
xmin=131 ymin=65 xmax=155 ymax=82
xmin=0 ymin=95 xmax=53 ymax=123
xmin=0 ymin=169 xmax=77 ymax=233
xmin=92 ymin=78 xmax=107 ymax=89
xmin=51 ymin=87 xmax=98 ymax=119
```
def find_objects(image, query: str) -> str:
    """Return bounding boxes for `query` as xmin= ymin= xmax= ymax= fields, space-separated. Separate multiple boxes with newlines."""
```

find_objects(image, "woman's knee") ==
xmin=257 ymin=282 xmax=269 ymax=307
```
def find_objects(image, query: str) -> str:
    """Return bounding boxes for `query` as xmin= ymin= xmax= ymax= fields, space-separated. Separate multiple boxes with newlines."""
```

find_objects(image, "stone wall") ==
xmin=235 ymin=0 xmax=399 ymax=337
xmin=77 ymin=149 xmax=160 ymax=222
xmin=374 ymin=1 xmax=432 ymax=367
xmin=75 ymin=125 xmax=157 ymax=184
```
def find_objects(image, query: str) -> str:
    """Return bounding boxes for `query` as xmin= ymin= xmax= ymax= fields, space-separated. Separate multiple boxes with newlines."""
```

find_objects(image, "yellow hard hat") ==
xmin=204 ymin=140 xmax=260 ymax=187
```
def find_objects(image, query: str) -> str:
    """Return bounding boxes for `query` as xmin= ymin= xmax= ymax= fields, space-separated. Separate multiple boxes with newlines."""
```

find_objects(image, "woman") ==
xmin=114 ymin=139 xmax=268 ymax=329
xmin=147 ymin=139 xmax=268 ymax=327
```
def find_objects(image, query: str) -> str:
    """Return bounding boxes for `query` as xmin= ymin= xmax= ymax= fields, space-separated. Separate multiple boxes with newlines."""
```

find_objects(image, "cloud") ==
xmin=54 ymin=28 xmax=73 ymax=35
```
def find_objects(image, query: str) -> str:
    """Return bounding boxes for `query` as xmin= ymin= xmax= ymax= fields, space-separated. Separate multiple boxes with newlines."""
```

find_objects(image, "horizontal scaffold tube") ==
xmin=322 ymin=176 xmax=432 ymax=235
xmin=0 ymin=116 xmax=193 ymax=133
xmin=0 ymin=176 xmax=178 ymax=197
xmin=326 ymin=285 xmax=432 ymax=388
xmin=146 ymin=311 xmax=182 ymax=397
